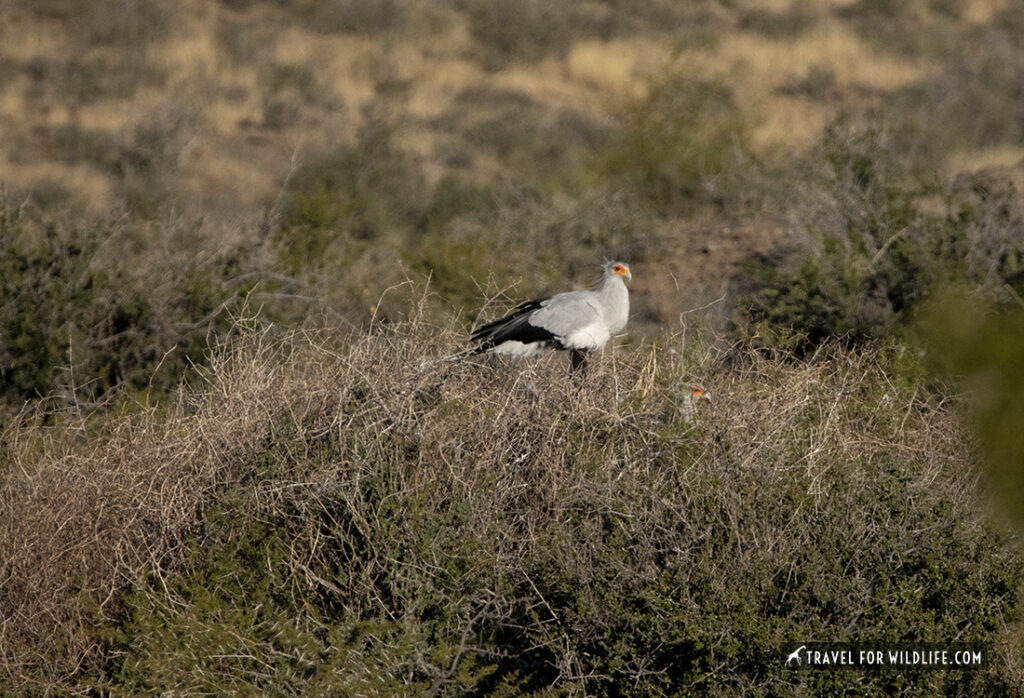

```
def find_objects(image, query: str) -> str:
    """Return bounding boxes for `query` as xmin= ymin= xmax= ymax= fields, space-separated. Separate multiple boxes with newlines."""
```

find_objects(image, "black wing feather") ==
xmin=470 ymin=297 xmax=561 ymax=351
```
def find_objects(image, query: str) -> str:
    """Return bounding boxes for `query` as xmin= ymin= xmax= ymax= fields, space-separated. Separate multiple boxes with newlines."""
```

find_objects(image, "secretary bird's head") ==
xmin=604 ymin=261 xmax=632 ymax=281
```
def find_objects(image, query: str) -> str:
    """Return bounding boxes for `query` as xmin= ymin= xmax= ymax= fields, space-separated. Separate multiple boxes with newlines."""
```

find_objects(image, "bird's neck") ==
xmin=597 ymin=275 xmax=629 ymax=327
xmin=597 ymin=274 xmax=626 ymax=299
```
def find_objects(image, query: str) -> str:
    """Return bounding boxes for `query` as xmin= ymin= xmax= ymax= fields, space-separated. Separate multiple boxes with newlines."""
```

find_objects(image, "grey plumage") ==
xmin=680 ymin=383 xmax=712 ymax=423
xmin=470 ymin=261 xmax=632 ymax=371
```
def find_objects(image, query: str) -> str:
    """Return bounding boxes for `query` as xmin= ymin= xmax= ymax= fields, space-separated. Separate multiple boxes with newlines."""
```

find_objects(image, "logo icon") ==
xmin=786 ymin=645 xmax=807 ymax=666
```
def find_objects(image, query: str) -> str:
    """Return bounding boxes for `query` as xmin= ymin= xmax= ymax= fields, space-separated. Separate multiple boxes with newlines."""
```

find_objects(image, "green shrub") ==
xmin=0 ymin=208 xmax=258 ymax=412
xmin=740 ymin=127 xmax=1024 ymax=352
xmin=278 ymin=109 xmax=431 ymax=274
xmin=0 ymin=217 xmax=155 ymax=405
xmin=599 ymin=74 xmax=749 ymax=214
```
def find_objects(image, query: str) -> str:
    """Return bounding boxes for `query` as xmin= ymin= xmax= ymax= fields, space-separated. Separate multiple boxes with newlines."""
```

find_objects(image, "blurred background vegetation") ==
xmin=2 ymin=0 xmax=1024 ymax=694
xmin=2 ymin=0 xmax=1022 ymax=413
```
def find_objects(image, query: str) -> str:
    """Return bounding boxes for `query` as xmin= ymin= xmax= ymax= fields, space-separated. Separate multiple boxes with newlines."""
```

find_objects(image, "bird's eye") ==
xmin=614 ymin=265 xmax=623 ymax=272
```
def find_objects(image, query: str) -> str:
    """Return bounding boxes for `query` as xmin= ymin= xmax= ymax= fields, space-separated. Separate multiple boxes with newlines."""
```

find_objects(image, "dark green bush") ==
xmin=740 ymin=127 xmax=1024 ymax=352
xmin=0 ymin=217 xmax=155 ymax=405
xmin=0 ymin=208 xmax=257 ymax=412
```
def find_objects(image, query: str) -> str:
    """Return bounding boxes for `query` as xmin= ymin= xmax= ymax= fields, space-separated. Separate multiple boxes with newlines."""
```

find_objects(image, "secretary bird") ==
xmin=469 ymin=261 xmax=632 ymax=373
xmin=680 ymin=383 xmax=712 ymax=423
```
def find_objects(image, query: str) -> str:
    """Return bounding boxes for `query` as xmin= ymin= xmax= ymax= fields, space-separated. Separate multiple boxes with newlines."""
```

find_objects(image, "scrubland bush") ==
xmin=741 ymin=126 xmax=1024 ymax=352
xmin=2 ymin=303 xmax=1020 ymax=694
xmin=453 ymin=0 xmax=724 ymax=70
xmin=444 ymin=84 xmax=613 ymax=176
xmin=406 ymin=186 xmax=663 ymax=320
xmin=16 ymin=0 xmax=172 ymax=114
xmin=600 ymin=74 xmax=749 ymax=214
xmin=5 ymin=3 xmax=1024 ymax=692
xmin=456 ymin=0 xmax=584 ymax=69
xmin=0 ymin=206 xmax=260 ymax=413
xmin=293 ymin=0 xmax=408 ymax=36
xmin=279 ymin=107 xmax=431 ymax=263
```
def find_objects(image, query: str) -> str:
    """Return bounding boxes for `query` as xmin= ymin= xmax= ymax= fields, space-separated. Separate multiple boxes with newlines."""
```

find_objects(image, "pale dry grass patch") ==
xmin=0 ymin=156 xmax=115 ymax=212
xmin=945 ymin=146 xmax=1024 ymax=178
xmin=499 ymin=58 xmax=616 ymax=118
xmin=148 ymin=18 xmax=220 ymax=83
xmin=754 ymin=94 xmax=834 ymax=151
xmin=71 ymin=99 xmax=142 ymax=134
xmin=737 ymin=0 xmax=857 ymax=11
xmin=273 ymin=27 xmax=377 ymax=118
xmin=565 ymin=39 xmax=660 ymax=98
xmin=0 ymin=14 xmax=67 ymax=63
xmin=2 ymin=0 xmax=1021 ymax=232
xmin=355 ymin=10 xmax=486 ymax=121
xmin=178 ymin=143 xmax=279 ymax=209
xmin=0 ymin=83 xmax=29 ymax=124
xmin=674 ymin=21 xmax=935 ymax=151
xmin=681 ymin=22 xmax=934 ymax=92
xmin=405 ymin=57 xmax=482 ymax=119
xmin=963 ymin=0 xmax=1012 ymax=23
